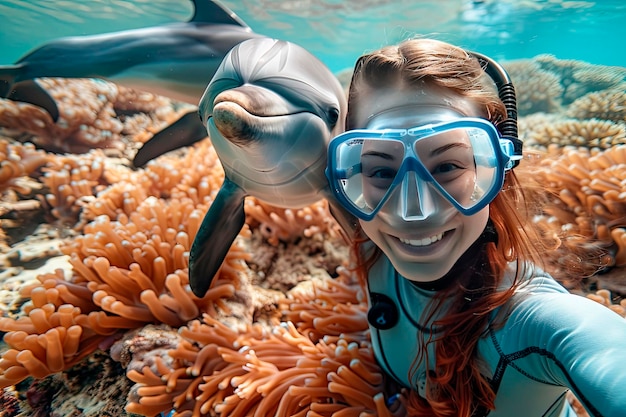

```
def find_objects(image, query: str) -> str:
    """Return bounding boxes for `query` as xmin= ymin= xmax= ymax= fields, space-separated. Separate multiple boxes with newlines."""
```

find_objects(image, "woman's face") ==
xmin=354 ymin=83 xmax=490 ymax=283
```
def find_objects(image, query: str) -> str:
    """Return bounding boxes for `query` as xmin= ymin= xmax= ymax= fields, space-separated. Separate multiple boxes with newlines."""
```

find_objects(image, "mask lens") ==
xmin=334 ymin=138 xmax=405 ymax=216
xmin=330 ymin=122 xmax=503 ymax=218
xmin=414 ymin=127 xmax=499 ymax=211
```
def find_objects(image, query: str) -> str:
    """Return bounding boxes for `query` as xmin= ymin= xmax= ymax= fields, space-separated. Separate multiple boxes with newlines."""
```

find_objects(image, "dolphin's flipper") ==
xmin=3 ymin=79 xmax=60 ymax=122
xmin=191 ymin=0 xmax=249 ymax=26
xmin=133 ymin=110 xmax=207 ymax=167
xmin=189 ymin=178 xmax=247 ymax=297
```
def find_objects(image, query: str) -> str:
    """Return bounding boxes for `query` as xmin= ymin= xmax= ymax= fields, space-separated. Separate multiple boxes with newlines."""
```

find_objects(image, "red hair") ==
xmin=346 ymin=38 xmax=545 ymax=417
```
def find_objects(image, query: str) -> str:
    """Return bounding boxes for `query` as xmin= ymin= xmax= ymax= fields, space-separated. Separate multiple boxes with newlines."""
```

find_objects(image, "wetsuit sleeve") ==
xmin=504 ymin=291 xmax=626 ymax=417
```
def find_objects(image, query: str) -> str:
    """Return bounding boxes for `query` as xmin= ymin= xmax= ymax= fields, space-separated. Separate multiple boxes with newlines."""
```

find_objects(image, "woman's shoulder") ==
xmin=503 ymin=261 xmax=569 ymax=296
xmin=492 ymin=262 xmax=581 ymax=332
xmin=496 ymin=261 xmax=623 ymax=334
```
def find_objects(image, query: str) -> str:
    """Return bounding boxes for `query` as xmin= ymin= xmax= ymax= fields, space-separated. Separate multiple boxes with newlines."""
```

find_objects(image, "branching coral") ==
xmin=123 ymin=275 xmax=405 ymax=417
xmin=245 ymin=198 xmax=342 ymax=246
xmin=0 ymin=141 xmax=50 ymax=194
xmin=522 ymin=117 xmax=625 ymax=151
xmin=504 ymin=54 xmax=626 ymax=116
xmin=533 ymin=54 xmax=626 ymax=105
xmin=0 ymin=190 xmax=248 ymax=389
xmin=503 ymin=59 xmax=564 ymax=115
xmin=524 ymin=145 xmax=626 ymax=278
xmin=0 ymin=78 xmax=123 ymax=153
xmin=566 ymin=87 xmax=626 ymax=123
xmin=0 ymin=78 xmax=193 ymax=157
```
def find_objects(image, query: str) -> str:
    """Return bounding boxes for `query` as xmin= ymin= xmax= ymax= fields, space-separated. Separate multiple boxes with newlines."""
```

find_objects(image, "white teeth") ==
xmin=400 ymin=233 xmax=444 ymax=247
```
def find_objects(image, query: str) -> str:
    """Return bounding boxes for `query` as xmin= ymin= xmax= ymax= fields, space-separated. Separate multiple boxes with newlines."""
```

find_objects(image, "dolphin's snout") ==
xmin=211 ymin=85 xmax=295 ymax=146
xmin=212 ymin=102 xmax=259 ymax=146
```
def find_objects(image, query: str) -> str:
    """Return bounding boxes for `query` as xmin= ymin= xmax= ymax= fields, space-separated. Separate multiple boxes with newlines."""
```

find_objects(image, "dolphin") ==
xmin=189 ymin=37 xmax=356 ymax=297
xmin=0 ymin=0 xmax=264 ymax=163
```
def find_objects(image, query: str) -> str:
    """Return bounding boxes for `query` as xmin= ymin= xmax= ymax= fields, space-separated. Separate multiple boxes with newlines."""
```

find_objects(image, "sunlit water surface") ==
xmin=1 ymin=0 xmax=625 ymax=72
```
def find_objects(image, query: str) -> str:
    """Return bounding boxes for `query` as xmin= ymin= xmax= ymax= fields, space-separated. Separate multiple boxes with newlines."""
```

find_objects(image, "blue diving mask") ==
xmin=326 ymin=117 xmax=521 ymax=221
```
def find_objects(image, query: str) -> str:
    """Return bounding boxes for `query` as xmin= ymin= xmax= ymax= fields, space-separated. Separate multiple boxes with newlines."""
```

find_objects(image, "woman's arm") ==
xmin=502 ymin=290 xmax=626 ymax=417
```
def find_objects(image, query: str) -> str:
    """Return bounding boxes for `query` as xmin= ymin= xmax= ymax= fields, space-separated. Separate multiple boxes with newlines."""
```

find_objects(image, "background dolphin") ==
xmin=189 ymin=37 xmax=356 ymax=297
xmin=0 ymin=0 xmax=264 ymax=164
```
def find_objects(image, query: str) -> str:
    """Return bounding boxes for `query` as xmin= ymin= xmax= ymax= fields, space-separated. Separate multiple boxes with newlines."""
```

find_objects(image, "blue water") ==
xmin=1 ymin=0 xmax=625 ymax=73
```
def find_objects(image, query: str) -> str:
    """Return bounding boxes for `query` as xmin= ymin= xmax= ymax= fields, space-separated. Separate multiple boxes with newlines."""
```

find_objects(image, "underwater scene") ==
xmin=0 ymin=0 xmax=625 ymax=416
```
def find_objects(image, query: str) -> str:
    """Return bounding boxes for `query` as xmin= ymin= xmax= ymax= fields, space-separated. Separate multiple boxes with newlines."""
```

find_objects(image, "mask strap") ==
xmin=470 ymin=52 xmax=523 ymax=168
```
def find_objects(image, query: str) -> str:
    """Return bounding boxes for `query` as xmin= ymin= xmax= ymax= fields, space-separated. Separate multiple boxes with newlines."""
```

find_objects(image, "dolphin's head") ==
xmin=198 ymin=38 xmax=346 ymax=207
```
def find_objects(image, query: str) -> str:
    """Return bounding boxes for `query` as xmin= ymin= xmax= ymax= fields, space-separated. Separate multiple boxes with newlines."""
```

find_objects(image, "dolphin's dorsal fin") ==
xmin=190 ymin=0 xmax=249 ymax=28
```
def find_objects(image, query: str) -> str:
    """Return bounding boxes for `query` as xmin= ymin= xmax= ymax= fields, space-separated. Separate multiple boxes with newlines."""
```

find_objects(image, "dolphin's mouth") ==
xmin=214 ymin=85 xmax=303 ymax=117
xmin=212 ymin=85 xmax=315 ymax=147
xmin=212 ymin=101 xmax=311 ymax=147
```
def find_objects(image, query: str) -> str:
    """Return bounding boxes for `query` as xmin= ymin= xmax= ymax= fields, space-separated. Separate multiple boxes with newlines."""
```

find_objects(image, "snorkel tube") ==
xmin=471 ymin=52 xmax=522 ymax=168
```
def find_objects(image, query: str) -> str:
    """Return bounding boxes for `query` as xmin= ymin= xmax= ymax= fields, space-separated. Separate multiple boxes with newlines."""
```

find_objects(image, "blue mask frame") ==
xmin=326 ymin=117 xmax=521 ymax=221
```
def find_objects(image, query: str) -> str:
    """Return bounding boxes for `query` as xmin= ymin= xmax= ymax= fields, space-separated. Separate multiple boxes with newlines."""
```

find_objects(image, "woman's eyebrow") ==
xmin=429 ymin=142 xmax=471 ymax=156
xmin=361 ymin=150 xmax=396 ymax=160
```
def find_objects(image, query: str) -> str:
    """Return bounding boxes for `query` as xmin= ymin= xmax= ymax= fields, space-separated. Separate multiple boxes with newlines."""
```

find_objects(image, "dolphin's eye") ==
xmin=328 ymin=107 xmax=340 ymax=126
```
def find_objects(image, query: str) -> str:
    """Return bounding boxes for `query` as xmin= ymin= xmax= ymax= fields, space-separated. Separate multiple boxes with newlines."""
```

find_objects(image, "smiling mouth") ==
xmin=399 ymin=232 xmax=446 ymax=247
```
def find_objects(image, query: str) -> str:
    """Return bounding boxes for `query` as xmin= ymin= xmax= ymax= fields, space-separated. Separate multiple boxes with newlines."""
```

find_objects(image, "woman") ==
xmin=325 ymin=38 xmax=626 ymax=417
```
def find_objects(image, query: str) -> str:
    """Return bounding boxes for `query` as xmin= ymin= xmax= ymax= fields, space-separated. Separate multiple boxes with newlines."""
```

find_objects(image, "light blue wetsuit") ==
xmin=367 ymin=256 xmax=626 ymax=417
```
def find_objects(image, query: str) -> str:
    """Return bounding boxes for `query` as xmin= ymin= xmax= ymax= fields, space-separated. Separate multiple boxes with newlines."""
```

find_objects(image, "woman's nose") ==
xmin=386 ymin=171 xmax=439 ymax=221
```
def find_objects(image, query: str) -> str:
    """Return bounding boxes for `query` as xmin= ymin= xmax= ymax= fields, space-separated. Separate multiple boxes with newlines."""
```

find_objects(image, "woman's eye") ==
xmin=363 ymin=167 xmax=397 ymax=189
xmin=366 ymin=167 xmax=397 ymax=179
xmin=432 ymin=162 xmax=461 ymax=174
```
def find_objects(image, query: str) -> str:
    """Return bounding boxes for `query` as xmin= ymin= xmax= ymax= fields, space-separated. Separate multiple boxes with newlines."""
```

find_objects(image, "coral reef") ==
xmin=0 ymin=54 xmax=625 ymax=417
xmin=0 ymin=78 xmax=190 ymax=156
xmin=566 ymin=88 xmax=626 ymax=123
xmin=521 ymin=144 xmax=626 ymax=279
xmin=521 ymin=117 xmax=625 ymax=151
xmin=0 ymin=141 xmax=50 ymax=195
xmin=120 ymin=275 xmax=404 ymax=417
xmin=503 ymin=54 xmax=626 ymax=116
xmin=503 ymin=59 xmax=564 ymax=115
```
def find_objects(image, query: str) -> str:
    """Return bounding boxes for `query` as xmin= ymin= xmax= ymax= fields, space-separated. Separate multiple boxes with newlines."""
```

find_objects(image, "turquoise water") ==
xmin=1 ymin=0 xmax=625 ymax=73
